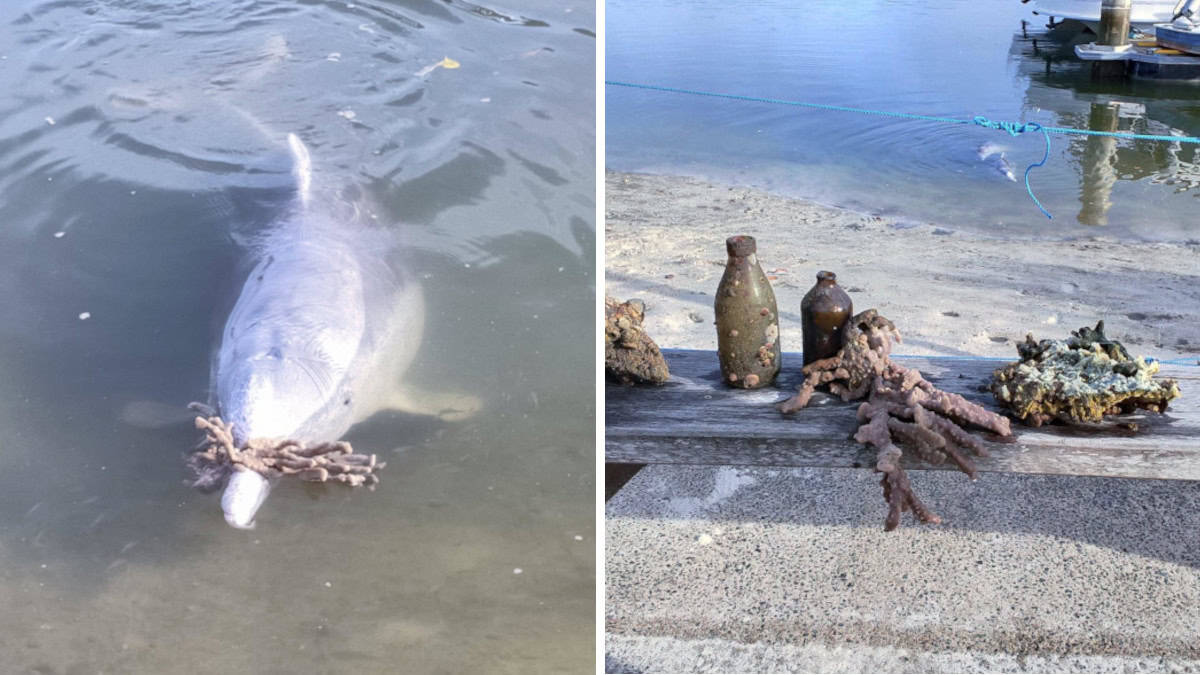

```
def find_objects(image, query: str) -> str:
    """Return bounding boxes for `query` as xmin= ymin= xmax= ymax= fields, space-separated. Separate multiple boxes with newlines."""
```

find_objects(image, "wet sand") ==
xmin=605 ymin=171 xmax=1200 ymax=362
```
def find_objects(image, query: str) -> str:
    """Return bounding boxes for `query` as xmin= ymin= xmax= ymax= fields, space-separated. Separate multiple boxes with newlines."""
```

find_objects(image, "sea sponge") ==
xmin=781 ymin=310 xmax=1011 ymax=531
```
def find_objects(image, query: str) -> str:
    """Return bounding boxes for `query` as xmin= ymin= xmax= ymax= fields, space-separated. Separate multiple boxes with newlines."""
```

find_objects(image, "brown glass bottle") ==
xmin=801 ymin=271 xmax=852 ymax=365
xmin=714 ymin=235 xmax=780 ymax=389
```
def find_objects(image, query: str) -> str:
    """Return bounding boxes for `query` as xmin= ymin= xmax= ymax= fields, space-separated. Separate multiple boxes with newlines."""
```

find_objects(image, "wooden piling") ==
xmin=1097 ymin=0 xmax=1132 ymax=47
xmin=1092 ymin=0 xmax=1133 ymax=78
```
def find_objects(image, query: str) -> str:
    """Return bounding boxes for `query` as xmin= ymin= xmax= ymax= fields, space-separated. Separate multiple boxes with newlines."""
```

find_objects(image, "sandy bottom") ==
xmin=605 ymin=171 xmax=1200 ymax=362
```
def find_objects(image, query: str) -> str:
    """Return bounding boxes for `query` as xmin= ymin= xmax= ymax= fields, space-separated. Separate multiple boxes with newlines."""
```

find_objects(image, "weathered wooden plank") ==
xmin=606 ymin=349 xmax=1199 ymax=480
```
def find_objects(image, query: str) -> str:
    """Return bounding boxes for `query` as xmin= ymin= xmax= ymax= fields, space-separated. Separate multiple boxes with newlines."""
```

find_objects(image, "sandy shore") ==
xmin=605 ymin=170 xmax=1200 ymax=361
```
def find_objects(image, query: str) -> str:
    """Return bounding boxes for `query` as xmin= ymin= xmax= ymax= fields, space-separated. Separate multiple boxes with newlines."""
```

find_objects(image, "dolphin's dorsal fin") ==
xmin=287 ymin=132 xmax=312 ymax=207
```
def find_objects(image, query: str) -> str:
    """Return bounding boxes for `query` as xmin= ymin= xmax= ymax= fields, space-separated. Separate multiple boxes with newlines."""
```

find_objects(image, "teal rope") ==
xmin=972 ymin=116 xmax=1053 ymax=218
xmin=892 ymin=354 xmax=1197 ymax=366
xmin=606 ymin=81 xmax=971 ymax=125
xmin=606 ymin=81 xmax=1200 ymax=144
xmin=607 ymin=80 xmax=1200 ymax=220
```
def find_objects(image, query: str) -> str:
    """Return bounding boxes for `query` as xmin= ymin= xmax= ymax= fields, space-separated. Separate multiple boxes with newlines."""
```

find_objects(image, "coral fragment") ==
xmin=781 ymin=310 xmax=1011 ymax=530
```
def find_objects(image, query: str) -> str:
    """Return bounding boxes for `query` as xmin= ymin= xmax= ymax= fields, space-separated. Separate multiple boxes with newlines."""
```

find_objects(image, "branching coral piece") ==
xmin=186 ymin=404 xmax=384 ymax=491
xmin=991 ymin=321 xmax=1181 ymax=426
xmin=605 ymin=296 xmax=670 ymax=385
xmin=781 ymin=310 xmax=1012 ymax=531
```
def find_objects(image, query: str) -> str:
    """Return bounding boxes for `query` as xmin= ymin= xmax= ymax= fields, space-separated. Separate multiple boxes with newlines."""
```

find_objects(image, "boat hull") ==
xmin=1031 ymin=0 xmax=1175 ymax=29
xmin=1155 ymin=24 xmax=1200 ymax=55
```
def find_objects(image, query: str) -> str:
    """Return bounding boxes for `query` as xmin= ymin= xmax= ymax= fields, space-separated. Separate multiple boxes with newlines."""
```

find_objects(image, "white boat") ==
xmin=1155 ymin=0 xmax=1200 ymax=53
xmin=1027 ymin=0 xmax=1178 ymax=32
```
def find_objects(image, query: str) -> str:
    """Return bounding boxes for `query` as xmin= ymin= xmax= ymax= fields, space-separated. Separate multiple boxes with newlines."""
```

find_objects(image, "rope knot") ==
xmin=972 ymin=116 xmax=1041 ymax=137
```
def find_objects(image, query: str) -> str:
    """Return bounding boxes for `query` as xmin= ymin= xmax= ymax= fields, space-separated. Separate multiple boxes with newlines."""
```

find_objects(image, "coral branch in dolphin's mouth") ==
xmin=185 ymin=403 xmax=385 ymax=489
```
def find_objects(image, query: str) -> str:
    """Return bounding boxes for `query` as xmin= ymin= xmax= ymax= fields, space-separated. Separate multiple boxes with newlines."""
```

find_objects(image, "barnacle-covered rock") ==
xmin=605 ymin=296 xmax=670 ymax=385
xmin=991 ymin=321 xmax=1181 ymax=426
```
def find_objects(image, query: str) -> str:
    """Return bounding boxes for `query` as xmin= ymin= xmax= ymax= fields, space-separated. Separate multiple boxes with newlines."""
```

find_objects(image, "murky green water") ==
xmin=607 ymin=0 xmax=1200 ymax=242
xmin=0 ymin=1 xmax=594 ymax=672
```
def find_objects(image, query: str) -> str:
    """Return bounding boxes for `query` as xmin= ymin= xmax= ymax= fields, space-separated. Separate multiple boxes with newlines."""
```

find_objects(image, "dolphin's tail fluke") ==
xmin=287 ymin=132 xmax=312 ymax=207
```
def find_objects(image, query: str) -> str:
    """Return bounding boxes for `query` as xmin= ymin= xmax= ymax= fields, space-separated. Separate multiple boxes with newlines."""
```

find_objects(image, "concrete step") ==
xmin=605 ymin=464 xmax=1200 ymax=673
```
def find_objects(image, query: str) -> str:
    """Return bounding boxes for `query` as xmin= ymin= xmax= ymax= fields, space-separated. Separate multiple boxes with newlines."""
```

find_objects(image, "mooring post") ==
xmin=1098 ymin=0 xmax=1132 ymax=46
xmin=1092 ymin=0 xmax=1133 ymax=78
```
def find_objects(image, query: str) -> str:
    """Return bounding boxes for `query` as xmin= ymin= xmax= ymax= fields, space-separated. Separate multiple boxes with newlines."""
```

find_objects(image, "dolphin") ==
xmin=977 ymin=141 xmax=1008 ymax=160
xmin=991 ymin=152 xmax=1018 ymax=182
xmin=211 ymin=133 xmax=473 ymax=529
xmin=977 ymin=142 xmax=1017 ymax=182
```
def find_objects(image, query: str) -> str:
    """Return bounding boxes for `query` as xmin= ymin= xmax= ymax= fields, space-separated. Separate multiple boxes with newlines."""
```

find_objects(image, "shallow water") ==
xmin=0 ymin=1 xmax=594 ymax=672
xmin=607 ymin=0 xmax=1200 ymax=242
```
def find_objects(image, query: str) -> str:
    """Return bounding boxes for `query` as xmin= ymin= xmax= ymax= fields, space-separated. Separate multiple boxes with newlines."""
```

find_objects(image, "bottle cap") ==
xmin=726 ymin=235 xmax=757 ymax=257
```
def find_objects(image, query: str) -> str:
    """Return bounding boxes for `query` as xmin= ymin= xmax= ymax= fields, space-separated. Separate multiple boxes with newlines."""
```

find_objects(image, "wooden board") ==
xmin=606 ymin=349 xmax=1200 ymax=480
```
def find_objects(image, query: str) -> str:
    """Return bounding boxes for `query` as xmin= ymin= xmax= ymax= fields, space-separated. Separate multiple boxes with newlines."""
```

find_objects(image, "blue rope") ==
xmin=893 ymin=354 xmax=1197 ymax=366
xmin=606 ymin=81 xmax=973 ymax=125
xmin=972 ymin=116 xmax=1053 ymax=219
xmin=607 ymin=80 xmax=1200 ymax=220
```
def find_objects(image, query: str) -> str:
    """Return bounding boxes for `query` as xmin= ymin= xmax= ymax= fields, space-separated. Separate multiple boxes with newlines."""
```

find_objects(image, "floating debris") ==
xmin=415 ymin=56 xmax=460 ymax=77
xmin=990 ymin=321 xmax=1181 ymax=426
xmin=78 ymin=312 xmax=90 ymax=320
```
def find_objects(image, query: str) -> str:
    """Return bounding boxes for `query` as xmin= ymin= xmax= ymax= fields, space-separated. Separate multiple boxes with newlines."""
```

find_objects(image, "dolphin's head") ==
xmin=221 ymin=345 xmax=337 ymax=446
xmin=213 ymin=324 xmax=351 ymax=529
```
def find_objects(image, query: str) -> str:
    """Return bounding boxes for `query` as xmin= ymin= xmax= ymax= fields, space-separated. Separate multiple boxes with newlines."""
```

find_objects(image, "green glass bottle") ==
xmin=714 ymin=235 xmax=780 ymax=389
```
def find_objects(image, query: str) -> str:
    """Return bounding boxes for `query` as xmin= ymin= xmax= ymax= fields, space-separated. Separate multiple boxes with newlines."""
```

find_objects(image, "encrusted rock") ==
xmin=991 ymin=321 xmax=1181 ymax=426
xmin=605 ymin=296 xmax=670 ymax=385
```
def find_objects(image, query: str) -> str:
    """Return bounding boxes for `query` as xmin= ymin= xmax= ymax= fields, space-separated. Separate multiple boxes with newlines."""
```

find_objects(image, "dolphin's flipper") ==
xmin=385 ymin=385 xmax=482 ymax=422
xmin=119 ymin=400 xmax=196 ymax=429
